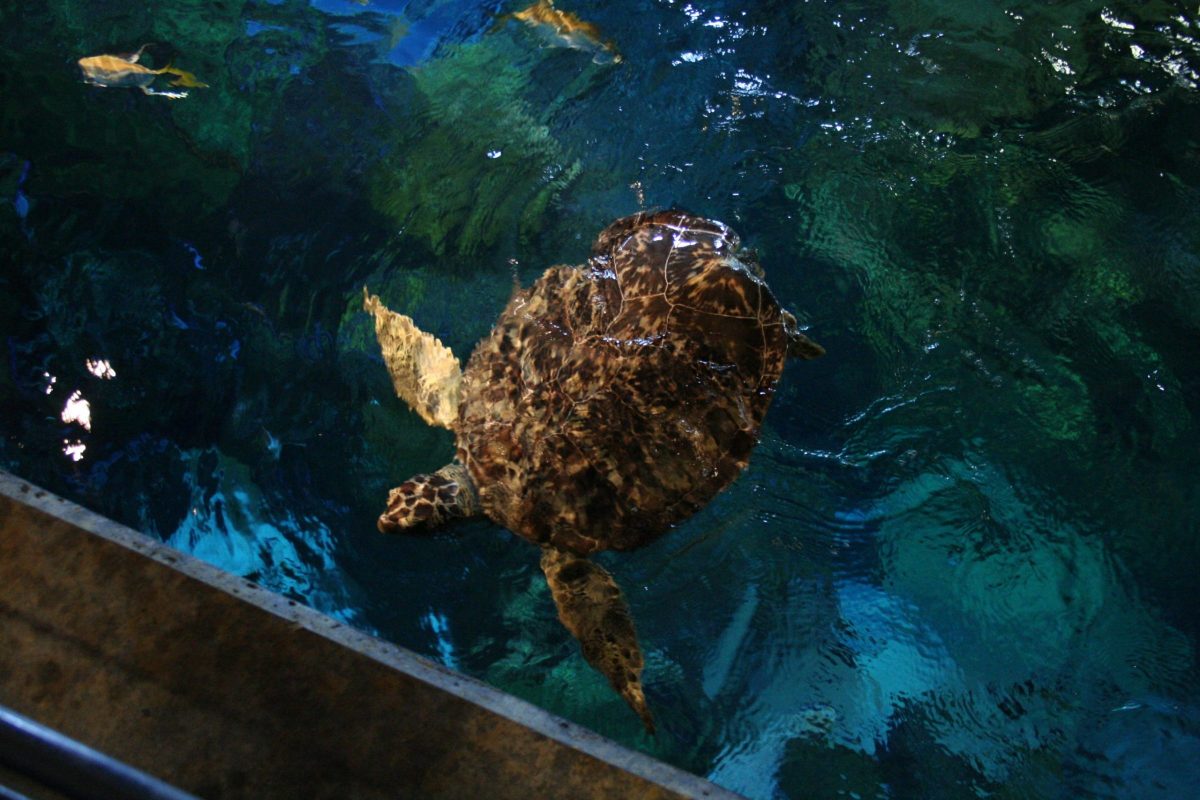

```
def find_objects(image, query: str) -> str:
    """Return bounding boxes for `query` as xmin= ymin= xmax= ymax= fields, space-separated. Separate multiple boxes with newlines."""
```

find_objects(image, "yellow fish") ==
xmin=78 ymin=44 xmax=208 ymax=99
xmin=502 ymin=0 xmax=621 ymax=64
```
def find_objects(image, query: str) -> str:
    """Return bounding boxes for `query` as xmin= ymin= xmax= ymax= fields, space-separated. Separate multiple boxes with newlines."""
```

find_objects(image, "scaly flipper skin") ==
xmin=540 ymin=546 xmax=655 ymax=734
xmin=364 ymin=289 xmax=462 ymax=429
xmin=378 ymin=462 xmax=482 ymax=533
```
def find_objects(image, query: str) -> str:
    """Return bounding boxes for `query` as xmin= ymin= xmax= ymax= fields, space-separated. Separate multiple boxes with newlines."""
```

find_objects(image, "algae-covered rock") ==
xmin=776 ymin=740 xmax=889 ymax=800
xmin=368 ymin=36 xmax=582 ymax=259
xmin=782 ymin=77 xmax=1195 ymax=455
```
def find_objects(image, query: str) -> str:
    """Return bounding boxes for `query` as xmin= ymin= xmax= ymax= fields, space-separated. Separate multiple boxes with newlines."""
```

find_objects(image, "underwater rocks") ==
xmin=366 ymin=35 xmax=582 ymax=260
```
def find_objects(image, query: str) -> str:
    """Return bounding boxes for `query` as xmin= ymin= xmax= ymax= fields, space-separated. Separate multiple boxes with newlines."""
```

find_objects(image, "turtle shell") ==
xmin=456 ymin=211 xmax=798 ymax=555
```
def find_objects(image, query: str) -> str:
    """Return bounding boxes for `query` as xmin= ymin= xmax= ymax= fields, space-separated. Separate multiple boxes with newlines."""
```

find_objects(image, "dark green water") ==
xmin=3 ymin=1 xmax=1199 ymax=797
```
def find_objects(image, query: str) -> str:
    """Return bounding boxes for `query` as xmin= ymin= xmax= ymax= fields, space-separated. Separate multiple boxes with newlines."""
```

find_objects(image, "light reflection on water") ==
xmin=2 ymin=0 xmax=1200 ymax=798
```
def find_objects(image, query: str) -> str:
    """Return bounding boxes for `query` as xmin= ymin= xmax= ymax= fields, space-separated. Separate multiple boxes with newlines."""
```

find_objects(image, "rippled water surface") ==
xmin=3 ymin=1 xmax=1200 ymax=797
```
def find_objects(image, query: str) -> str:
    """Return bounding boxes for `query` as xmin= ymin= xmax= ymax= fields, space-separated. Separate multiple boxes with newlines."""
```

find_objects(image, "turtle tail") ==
xmin=540 ymin=546 xmax=655 ymax=735
xmin=378 ymin=462 xmax=481 ymax=533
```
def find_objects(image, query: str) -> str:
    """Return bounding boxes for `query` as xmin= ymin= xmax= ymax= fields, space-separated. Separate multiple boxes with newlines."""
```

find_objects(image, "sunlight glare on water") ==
xmin=2 ymin=1 xmax=1200 ymax=798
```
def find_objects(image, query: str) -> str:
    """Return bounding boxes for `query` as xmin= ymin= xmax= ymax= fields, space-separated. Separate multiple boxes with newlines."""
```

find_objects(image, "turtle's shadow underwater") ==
xmin=365 ymin=210 xmax=824 ymax=733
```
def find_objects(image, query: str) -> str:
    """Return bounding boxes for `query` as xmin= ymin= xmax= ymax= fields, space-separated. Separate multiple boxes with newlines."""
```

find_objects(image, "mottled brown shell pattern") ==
xmin=456 ymin=211 xmax=795 ymax=555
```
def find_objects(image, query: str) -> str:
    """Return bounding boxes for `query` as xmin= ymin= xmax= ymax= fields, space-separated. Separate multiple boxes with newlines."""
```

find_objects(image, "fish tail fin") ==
xmin=158 ymin=65 xmax=209 ymax=88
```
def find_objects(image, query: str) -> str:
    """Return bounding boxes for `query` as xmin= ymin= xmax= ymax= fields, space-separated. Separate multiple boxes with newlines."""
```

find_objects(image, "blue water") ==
xmin=2 ymin=1 xmax=1199 ymax=797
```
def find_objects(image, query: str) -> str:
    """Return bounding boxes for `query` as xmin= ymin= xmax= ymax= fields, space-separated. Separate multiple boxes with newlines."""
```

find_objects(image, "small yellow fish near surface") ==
xmin=504 ymin=0 xmax=621 ymax=64
xmin=78 ymin=44 xmax=208 ymax=99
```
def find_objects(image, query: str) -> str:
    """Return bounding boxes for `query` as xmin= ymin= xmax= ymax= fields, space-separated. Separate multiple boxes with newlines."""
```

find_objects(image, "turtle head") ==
xmin=782 ymin=310 xmax=825 ymax=360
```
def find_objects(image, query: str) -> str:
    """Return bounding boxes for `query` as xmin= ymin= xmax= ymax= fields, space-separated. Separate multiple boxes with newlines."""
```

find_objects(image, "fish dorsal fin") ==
xmin=121 ymin=43 xmax=152 ymax=63
xmin=364 ymin=288 xmax=462 ymax=430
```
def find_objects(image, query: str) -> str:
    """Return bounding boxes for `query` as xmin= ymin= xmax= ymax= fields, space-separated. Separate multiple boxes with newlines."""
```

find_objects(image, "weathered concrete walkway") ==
xmin=0 ymin=471 xmax=738 ymax=799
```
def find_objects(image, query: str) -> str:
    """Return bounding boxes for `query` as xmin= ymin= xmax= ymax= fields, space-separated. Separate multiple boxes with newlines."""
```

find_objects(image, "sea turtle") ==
xmin=364 ymin=210 xmax=823 ymax=733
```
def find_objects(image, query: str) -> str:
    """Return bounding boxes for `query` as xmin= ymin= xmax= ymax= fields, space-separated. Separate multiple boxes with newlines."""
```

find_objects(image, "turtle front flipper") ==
xmin=364 ymin=289 xmax=462 ymax=429
xmin=540 ymin=546 xmax=655 ymax=734
xmin=379 ymin=462 xmax=482 ymax=533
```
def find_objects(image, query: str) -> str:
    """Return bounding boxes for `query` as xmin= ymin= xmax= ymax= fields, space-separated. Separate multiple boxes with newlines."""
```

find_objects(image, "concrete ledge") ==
xmin=0 ymin=471 xmax=739 ymax=799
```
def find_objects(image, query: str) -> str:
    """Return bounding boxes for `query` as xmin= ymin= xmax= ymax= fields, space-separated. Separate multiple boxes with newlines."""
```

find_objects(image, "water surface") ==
xmin=2 ymin=1 xmax=1199 ymax=798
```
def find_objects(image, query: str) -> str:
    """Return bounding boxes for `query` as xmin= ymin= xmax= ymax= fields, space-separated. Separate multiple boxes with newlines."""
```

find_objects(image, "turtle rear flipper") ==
xmin=540 ymin=546 xmax=655 ymax=734
xmin=364 ymin=289 xmax=462 ymax=429
xmin=379 ymin=462 xmax=481 ymax=533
